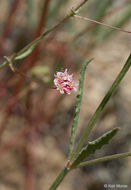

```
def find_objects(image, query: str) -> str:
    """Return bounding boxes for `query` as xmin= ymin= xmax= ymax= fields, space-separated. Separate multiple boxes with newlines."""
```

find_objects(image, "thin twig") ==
xmin=71 ymin=1 xmax=129 ymax=42
xmin=74 ymin=15 xmax=131 ymax=34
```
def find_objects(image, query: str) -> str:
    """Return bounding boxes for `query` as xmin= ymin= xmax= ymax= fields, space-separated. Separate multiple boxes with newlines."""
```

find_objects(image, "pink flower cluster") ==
xmin=54 ymin=69 xmax=78 ymax=94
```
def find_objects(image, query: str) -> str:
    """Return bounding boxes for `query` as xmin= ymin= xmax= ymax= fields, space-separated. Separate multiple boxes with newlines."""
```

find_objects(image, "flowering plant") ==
xmin=49 ymin=56 xmax=131 ymax=190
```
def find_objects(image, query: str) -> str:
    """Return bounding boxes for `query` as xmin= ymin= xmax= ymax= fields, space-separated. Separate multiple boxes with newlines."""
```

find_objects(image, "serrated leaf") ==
xmin=71 ymin=127 xmax=119 ymax=168
xmin=68 ymin=59 xmax=93 ymax=160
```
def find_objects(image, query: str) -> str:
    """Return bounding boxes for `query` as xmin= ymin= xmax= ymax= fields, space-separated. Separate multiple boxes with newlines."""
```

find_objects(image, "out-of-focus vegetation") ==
xmin=0 ymin=0 xmax=131 ymax=190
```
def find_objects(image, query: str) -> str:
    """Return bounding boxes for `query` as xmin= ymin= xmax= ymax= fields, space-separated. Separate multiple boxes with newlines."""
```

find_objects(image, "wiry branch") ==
xmin=74 ymin=15 xmax=131 ymax=34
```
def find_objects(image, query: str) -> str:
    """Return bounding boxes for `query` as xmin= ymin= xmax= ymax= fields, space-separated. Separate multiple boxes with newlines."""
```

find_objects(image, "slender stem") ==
xmin=49 ymin=168 xmax=69 ymax=190
xmin=74 ymin=15 xmax=131 ymax=34
xmin=74 ymin=152 xmax=131 ymax=168
xmin=71 ymin=54 xmax=131 ymax=161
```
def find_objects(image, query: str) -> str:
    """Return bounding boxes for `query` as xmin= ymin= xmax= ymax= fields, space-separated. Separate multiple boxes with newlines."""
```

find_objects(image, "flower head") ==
xmin=54 ymin=69 xmax=78 ymax=94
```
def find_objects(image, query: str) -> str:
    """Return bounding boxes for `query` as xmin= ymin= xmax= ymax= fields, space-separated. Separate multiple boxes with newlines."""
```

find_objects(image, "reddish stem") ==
xmin=0 ymin=0 xmax=21 ymax=57
xmin=0 ymin=0 xmax=51 ymax=139
xmin=24 ymin=89 xmax=36 ymax=190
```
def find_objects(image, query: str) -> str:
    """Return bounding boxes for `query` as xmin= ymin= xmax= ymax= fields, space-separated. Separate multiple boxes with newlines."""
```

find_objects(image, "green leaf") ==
xmin=15 ymin=41 xmax=38 ymax=60
xmin=76 ymin=152 xmax=131 ymax=168
xmin=71 ymin=127 xmax=119 ymax=168
xmin=71 ymin=54 xmax=131 ymax=161
xmin=68 ymin=58 xmax=93 ymax=160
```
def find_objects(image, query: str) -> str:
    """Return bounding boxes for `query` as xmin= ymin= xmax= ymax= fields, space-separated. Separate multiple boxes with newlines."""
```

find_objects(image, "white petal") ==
xmin=60 ymin=90 xmax=64 ymax=94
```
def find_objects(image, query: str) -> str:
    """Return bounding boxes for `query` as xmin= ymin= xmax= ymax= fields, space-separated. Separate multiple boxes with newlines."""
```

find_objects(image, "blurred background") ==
xmin=0 ymin=0 xmax=131 ymax=189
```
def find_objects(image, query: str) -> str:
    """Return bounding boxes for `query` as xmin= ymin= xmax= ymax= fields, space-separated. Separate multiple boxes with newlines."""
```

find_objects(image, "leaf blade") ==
xmin=76 ymin=152 xmax=131 ymax=168
xmin=68 ymin=58 xmax=93 ymax=160
xmin=71 ymin=127 xmax=119 ymax=168
xmin=15 ymin=41 xmax=38 ymax=60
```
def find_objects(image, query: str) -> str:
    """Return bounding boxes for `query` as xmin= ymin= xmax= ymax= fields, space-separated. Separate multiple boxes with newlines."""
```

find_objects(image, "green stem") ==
xmin=49 ymin=167 xmax=69 ymax=190
xmin=71 ymin=54 xmax=131 ymax=161
xmin=74 ymin=152 xmax=131 ymax=168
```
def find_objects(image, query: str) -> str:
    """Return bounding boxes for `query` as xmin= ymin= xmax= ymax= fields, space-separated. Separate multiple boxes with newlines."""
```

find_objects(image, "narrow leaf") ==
xmin=15 ymin=41 xmax=38 ymax=60
xmin=72 ymin=54 xmax=131 ymax=160
xmin=71 ymin=127 xmax=119 ymax=168
xmin=76 ymin=152 xmax=131 ymax=168
xmin=68 ymin=59 xmax=93 ymax=160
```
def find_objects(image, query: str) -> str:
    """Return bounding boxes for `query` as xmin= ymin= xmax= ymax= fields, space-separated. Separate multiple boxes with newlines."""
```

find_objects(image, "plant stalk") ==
xmin=49 ymin=167 xmax=69 ymax=190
